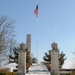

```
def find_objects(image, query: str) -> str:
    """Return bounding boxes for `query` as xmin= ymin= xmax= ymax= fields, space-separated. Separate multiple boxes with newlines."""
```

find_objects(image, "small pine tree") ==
xmin=25 ymin=48 xmax=31 ymax=63
xmin=9 ymin=47 xmax=20 ymax=63
xmin=43 ymin=50 xmax=66 ymax=68
xmin=9 ymin=47 xmax=31 ymax=64
xmin=59 ymin=51 xmax=66 ymax=68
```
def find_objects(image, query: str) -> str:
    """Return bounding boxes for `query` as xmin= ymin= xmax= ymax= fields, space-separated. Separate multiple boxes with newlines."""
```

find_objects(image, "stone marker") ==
xmin=18 ymin=43 xmax=26 ymax=75
xmin=51 ymin=42 xmax=59 ymax=75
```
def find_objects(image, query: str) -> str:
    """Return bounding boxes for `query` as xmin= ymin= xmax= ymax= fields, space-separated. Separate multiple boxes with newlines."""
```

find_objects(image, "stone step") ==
xmin=26 ymin=63 xmax=51 ymax=75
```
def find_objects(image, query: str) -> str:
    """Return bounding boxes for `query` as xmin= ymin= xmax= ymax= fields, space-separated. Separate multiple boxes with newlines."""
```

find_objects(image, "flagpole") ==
xmin=34 ymin=4 xmax=39 ymax=63
xmin=36 ymin=16 xmax=38 ymax=63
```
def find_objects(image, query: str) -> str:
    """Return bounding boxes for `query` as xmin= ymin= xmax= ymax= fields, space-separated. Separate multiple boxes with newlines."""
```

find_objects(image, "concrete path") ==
xmin=26 ymin=63 xmax=51 ymax=75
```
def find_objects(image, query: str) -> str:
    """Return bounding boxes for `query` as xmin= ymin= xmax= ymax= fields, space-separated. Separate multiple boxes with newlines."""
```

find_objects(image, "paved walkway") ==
xmin=26 ymin=63 xmax=51 ymax=75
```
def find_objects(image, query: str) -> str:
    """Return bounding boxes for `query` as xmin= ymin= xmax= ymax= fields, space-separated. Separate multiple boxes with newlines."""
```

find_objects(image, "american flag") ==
xmin=34 ymin=5 xmax=38 ymax=17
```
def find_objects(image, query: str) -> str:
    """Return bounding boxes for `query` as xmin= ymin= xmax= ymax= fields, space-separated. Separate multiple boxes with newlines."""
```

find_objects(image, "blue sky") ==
xmin=0 ymin=0 xmax=75 ymax=68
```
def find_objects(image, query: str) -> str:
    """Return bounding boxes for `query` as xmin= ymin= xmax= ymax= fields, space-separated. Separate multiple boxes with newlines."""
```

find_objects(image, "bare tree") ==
xmin=0 ymin=16 xmax=15 ymax=53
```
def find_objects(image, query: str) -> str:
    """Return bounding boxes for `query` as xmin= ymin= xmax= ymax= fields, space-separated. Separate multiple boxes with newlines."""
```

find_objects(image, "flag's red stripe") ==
xmin=34 ymin=9 xmax=38 ymax=17
xmin=34 ymin=5 xmax=38 ymax=17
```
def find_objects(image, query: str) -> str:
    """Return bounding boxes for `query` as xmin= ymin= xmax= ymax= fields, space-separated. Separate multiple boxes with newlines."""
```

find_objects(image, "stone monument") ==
xmin=51 ymin=42 xmax=59 ymax=75
xmin=18 ymin=43 xmax=26 ymax=75
xmin=26 ymin=34 xmax=31 ymax=52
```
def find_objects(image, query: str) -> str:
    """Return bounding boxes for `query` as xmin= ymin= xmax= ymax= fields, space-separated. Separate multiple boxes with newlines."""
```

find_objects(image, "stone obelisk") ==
xmin=51 ymin=42 xmax=59 ymax=75
xmin=18 ymin=43 xmax=26 ymax=75
xmin=26 ymin=34 xmax=31 ymax=53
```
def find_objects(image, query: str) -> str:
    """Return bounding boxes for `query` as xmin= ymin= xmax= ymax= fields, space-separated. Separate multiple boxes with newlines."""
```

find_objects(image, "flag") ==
xmin=34 ymin=5 xmax=38 ymax=17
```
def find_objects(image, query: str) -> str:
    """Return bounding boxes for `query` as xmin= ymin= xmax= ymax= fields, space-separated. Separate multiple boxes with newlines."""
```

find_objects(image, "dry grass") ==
xmin=0 ymin=68 xmax=7 ymax=72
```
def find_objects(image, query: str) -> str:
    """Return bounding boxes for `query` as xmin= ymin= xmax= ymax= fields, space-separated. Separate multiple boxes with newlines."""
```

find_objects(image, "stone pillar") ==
xmin=51 ymin=42 xmax=59 ymax=75
xmin=26 ymin=34 xmax=31 ymax=52
xmin=18 ymin=43 xmax=26 ymax=75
